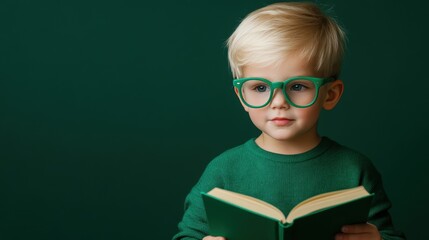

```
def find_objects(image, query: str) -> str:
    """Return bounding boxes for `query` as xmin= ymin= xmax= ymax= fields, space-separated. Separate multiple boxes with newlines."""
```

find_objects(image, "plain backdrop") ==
xmin=1 ymin=0 xmax=427 ymax=239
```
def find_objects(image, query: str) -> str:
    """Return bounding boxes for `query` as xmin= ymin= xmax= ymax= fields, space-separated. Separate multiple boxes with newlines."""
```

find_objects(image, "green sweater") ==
xmin=173 ymin=137 xmax=406 ymax=240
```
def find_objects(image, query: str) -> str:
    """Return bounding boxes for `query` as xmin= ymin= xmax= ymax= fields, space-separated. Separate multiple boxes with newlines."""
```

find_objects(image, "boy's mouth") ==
xmin=271 ymin=117 xmax=293 ymax=126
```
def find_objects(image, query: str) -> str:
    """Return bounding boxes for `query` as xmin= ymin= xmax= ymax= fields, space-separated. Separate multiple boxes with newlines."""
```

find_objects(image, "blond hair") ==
xmin=227 ymin=2 xmax=346 ymax=78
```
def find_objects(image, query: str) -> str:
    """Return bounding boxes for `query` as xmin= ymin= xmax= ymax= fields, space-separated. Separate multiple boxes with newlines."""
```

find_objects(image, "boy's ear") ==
xmin=234 ymin=87 xmax=250 ymax=112
xmin=322 ymin=79 xmax=344 ymax=110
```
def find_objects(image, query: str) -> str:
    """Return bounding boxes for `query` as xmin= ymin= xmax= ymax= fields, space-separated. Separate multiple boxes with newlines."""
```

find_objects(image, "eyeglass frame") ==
xmin=233 ymin=76 xmax=336 ymax=108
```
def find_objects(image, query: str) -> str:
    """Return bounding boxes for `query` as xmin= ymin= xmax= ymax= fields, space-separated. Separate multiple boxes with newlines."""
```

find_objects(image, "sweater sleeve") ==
xmin=172 ymin=160 xmax=225 ymax=240
xmin=362 ymin=160 xmax=406 ymax=240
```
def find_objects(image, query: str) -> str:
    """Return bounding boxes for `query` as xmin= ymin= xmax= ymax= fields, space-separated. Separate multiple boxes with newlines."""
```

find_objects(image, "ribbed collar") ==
xmin=244 ymin=137 xmax=334 ymax=163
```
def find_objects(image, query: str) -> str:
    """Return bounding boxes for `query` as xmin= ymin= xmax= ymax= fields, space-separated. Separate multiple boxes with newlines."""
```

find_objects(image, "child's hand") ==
xmin=335 ymin=223 xmax=381 ymax=240
xmin=202 ymin=236 xmax=225 ymax=240
xmin=202 ymin=224 xmax=380 ymax=240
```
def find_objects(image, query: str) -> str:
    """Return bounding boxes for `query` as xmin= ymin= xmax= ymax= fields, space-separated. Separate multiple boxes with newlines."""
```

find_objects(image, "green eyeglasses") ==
xmin=233 ymin=76 xmax=335 ymax=108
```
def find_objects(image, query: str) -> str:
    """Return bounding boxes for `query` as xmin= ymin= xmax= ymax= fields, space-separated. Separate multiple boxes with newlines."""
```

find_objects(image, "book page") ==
xmin=285 ymin=186 xmax=369 ymax=223
xmin=208 ymin=188 xmax=286 ymax=223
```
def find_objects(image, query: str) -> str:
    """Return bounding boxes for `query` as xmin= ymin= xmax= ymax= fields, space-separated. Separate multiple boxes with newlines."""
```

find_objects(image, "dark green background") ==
xmin=1 ymin=0 xmax=427 ymax=239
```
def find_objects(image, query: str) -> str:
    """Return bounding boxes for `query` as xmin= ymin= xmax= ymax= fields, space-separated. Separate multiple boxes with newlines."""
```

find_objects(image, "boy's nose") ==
xmin=270 ymin=88 xmax=290 ymax=109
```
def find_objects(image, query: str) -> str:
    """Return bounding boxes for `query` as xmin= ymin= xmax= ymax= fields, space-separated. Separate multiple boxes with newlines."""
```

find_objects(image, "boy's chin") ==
xmin=260 ymin=132 xmax=299 ymax=143
xmin=260 ymin=130 xmax=318 ymax=143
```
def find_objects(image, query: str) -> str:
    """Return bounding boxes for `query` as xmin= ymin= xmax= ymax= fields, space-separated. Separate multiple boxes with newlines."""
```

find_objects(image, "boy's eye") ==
xmin=290 ymin=84 xmax=306 ymax=91
xmin=287 ymin=80 xmax=314 ymax=92
xmin=242 ymin=80 xmax=270 ymax=93
xmin=255 ymin=85 xmax=268 ymax=92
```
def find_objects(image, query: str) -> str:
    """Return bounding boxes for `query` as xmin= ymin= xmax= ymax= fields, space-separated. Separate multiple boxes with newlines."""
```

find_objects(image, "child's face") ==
xmin=237 ymin=56 xmax=330 ymax=151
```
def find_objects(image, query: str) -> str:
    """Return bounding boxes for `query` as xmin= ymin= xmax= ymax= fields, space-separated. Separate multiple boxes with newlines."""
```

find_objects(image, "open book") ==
xmin=201 ymin=186 xmax=374 ymax=240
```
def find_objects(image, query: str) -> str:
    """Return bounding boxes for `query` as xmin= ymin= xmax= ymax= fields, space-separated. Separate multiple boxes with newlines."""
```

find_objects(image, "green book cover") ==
xmin=201 ymin=186 xmax=374 ymax=240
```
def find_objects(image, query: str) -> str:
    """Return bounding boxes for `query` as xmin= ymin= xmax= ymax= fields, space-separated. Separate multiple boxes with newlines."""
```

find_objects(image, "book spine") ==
xmin=279 ymin=223 xmax=292 ymax=240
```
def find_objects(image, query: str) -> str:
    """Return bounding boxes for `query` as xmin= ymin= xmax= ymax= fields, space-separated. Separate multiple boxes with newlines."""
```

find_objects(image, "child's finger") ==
xmin=202 ymin=237 xmax=225 ymax=240
xmin=336 ymin=232 xmax=373 ymax=240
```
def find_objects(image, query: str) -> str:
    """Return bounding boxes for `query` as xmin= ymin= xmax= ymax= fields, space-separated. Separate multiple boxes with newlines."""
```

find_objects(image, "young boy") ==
xmin=173 ymin=2 xmax=405 ymax=240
